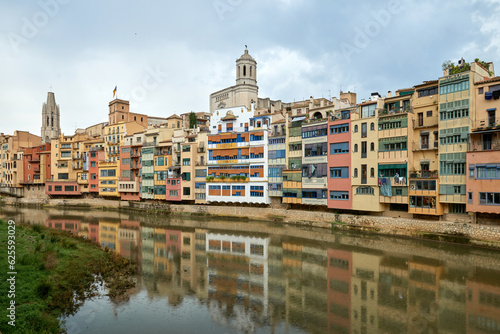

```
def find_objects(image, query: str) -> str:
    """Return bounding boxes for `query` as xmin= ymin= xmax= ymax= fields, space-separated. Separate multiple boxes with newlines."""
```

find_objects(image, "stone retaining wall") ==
xmin=3 ymin=198 xmax=500 ymax=246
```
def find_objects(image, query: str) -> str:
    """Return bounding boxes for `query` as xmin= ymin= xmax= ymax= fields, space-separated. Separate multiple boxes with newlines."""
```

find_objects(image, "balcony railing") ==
xmin=468 ymin=141 xmax=500 ymax=152
xmin=379 ymin=107 xmax=413 ymax=117
xmin=471 ymin=118 xmax=500 ymax=131
xmin=412 ymin=141 xmax=438 ymax=151
xmin=409 ymin=170 xmax=438 ymax=179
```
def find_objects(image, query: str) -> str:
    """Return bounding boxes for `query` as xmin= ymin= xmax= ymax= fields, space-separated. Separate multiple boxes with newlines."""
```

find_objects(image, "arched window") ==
xmin=354 ymin=144 xmax=358 ymax=152
xmin=370 ymin=122 xmax=374 ymax=131
xmin=243 ymin=65 xmax=246 ymax=76
xmin=354 ymin=168 xmax=358 ymax=178
xmin=250 ymin=66 xmax=252 ymax=77
xmin=313 ymin=112 xmax=323 ymax=120
xmin=354 ymin=125 xmax=358 ymax=132
xmin=370 ymin=142 xmax=375 ymax=151
xmin=370 ymin=168 xmax=375 ymax=178
xmin=238 ymin=66 xmax=240 ymax=77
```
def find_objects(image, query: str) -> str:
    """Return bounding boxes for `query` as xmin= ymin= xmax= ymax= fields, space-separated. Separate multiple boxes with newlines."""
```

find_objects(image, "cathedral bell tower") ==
xmin=41 ymin=92 xmax=61 ymax=144
xmin=236 ymin=47 xmax=257 ymax=86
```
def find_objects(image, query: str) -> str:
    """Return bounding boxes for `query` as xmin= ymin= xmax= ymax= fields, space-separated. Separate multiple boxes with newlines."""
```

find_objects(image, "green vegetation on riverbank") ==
xmin=0 ymin=220 xmax=137 ymax=334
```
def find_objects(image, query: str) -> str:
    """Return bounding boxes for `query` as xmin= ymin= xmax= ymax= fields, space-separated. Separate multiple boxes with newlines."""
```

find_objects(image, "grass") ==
xmin=0 ymin=220 xmax=137 ymax=334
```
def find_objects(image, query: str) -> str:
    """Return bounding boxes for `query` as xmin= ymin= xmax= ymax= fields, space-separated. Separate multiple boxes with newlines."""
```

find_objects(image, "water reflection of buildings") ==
xmin=38 ymin=215 xmax=500 ymax=333
xmin=205 ymin=233 xmax=269 ymax=332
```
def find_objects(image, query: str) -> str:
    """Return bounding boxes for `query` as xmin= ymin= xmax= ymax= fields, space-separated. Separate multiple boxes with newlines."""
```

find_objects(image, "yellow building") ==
xmin=351 ymin=98 xmax=385 ymax=212
xmin=409 ymin=81 xmax=444 ymax=216
xmin=99 ymin=121 xmax=145 ymax=197
xmin=378 ymin=89 xmax=414 ymax=215
xmin=438 ymin=61 xmax=493 ymax=216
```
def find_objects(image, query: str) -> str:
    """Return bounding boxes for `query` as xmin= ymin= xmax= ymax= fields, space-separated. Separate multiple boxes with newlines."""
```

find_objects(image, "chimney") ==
xmin=388 ymin=91 xmax=392 ymax=98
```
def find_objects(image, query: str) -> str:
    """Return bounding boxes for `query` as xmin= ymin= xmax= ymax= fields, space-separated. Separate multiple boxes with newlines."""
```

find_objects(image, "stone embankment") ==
xmin=2 ymin=197 xmax=500 ymax=248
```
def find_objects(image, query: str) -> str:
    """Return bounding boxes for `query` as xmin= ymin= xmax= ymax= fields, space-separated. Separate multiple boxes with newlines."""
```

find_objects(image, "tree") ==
xmin=442 ymin=60 xmax=453 ymax=71
xmin=189 ymin=112 xmax=197 ymax=129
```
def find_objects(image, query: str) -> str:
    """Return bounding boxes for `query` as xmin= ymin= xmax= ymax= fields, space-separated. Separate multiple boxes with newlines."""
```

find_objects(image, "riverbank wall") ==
xmin=2 ymin=197 xmax=500 ymax=248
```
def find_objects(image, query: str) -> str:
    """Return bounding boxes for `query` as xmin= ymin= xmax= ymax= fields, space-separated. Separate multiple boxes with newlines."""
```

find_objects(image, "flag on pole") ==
xmin=113 ymin=86 xmax=117 ymax=98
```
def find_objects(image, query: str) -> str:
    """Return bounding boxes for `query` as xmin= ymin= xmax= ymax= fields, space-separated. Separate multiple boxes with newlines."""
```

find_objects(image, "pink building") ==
xmin=165 ymin=177 xmax=182 ymax=201
xmin=467 ymin=77 xmax=500 ymax=221
xmin=88 ymin=148 xmax=105 ymax=194
xmin=327 ymin=110 xmax=352 ymax=210
xmin=327 ymin=248 xmax=352 ymax=333
xmin=119 ymin=145 xmax=141 ymax=201
xmin=45 ymin=181 xmax=81 ymax=196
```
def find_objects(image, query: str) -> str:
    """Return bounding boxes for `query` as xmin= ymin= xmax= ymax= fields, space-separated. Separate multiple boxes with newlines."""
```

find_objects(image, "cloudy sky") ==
xmin=1 ymin=0 xmax=499 ymax=136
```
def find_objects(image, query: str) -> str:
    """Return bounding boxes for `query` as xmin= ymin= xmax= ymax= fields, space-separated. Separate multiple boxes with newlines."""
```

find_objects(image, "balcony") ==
xmin=409 ymin=170 xmax=438 ymax=179
xmin=379 ymin=106 xmax=413 ymax=117
xmin=28 ymin=157 xmax=40 ymax=163
xmin=379 ymin=177 xmax=407 ymax=187
xmin=197 ymin=147 xmax=205 ymax=153
xmin=471 ymin=118 xmax=500 ymax=132
xmin=412 ymin=141 xmax=438 ymax=151
xmin=468 ymin=140 xmax=500 ymax=152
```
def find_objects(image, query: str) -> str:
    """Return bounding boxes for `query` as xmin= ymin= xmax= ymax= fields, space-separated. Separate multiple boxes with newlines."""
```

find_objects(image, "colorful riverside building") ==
xmin=0 ymin=131 xmax=42 ymax=187
xmin=206 ymin=104 xmax=271 ymax=204
xmin=20 ymin=143 xmax=51 ymax=194
xmin=378 ymin=89 xmax=414 ymax=214
xmin=467 ymin=76 xmax=500 ymax=221
xmin=301 ymin=116 xmax=329 ymax=206
xmin=351 ymin=96 xmax=385 ymax=213
xmin=409 ymin=81 xmax=444 ymax=216
xmin=438 ymin=61 xmax=494 ymax=216
xmin=46 ymin=133 xmax=87 ymax=196
xmin=119 ymin=132 xmax=144 ymax=201
xmin=328 ymin=107 xmax=353 ymax=210
xmin=268 ymin=118 xmax=287 ymax=202
xmin=283 ymin=116 xmax=304 ymax=204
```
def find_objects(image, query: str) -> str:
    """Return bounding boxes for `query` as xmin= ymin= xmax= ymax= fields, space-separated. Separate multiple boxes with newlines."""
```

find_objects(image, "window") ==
xmin=182 ymin=158 xmax=190 ymax=166
xmin=330 ymin=191 xmax=349 ymax=200
xmin=330 ymin=142 xmax=349 ymax=154
xmin=302 ymin=125 xmax=327 ymax=138
xmin=361 ymin=104 xmax=376 ymax=118
xmin=370 ymin=142 xmax=375 ymax=151
xmin=361 ymin=142 xmax=367 ymax=158
xmin=468 ymin=192 xmax=473 ymax=204
xmin=183 ymin=187 xmax=190 ymax=196
xmin=370 ymin=168 xmax=375 ymax=178
xmin=354 ymin=144 xmax=358 ymax=152
xmin=354 ymin=125 xmax=358 ymax=132
xmin=330 ymin=167 xmax=349 ymax=178
xmin=361 ymin=123 xmax=367 ymax=138
xmin=356 ymin=186 xmax=374 ymax=195
xmin=439 ymin=80 xmax=469 ymax=95
xmin=370 ymin=122 xmax=374 ymax=131
xmin=330 ymin=123 xmax=349 ymax=134
xmin=354 ymin=168 xmax=358 ymax=178
xmin=479 ymin=192 xmax=500 ymax=205
xmin=427 ymin=110 xmax=432 ymax=117
xmin=418 ymin=86 xmax=438 ymax=97
xmin=449 ymin=203 xmax=466 ymax=214
xmin=58 ymin=173 xmax=69 ymax=180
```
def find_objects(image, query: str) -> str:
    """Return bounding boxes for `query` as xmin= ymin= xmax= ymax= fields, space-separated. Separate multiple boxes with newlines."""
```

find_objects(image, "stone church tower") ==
xmin=41 ymin=92 xmax=61 ymax=144
xmin=209 ymin=48 xmax=259 ymax=113
xmin=236 ymin=48 xmax=257 ymax=86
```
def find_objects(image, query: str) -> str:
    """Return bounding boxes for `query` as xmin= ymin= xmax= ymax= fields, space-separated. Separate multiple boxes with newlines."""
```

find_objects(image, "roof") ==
xmin=414 ymin=80 xmax=438 ymax=88
xmin=167 ymin=114 xmax=182 ymax=119
xmin=475 ymin=76 xmax=500 ymax=85
xmin=272 ymin=119 xmax=286 ymax=124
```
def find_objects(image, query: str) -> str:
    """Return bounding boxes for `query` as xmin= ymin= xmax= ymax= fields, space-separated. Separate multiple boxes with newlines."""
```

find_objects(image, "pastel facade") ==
xmin=378 ymin=90 xmax=414 ymax=213
xmin=351 ymin=100 xmax=384 ymax=213
xmin=206 ymin=105 xmax=271 ymax=205
xmin=438 ymin=62 xmax=493 ymax=215
xmin=467 ymin=77 xmax=500 ymax=217
xmin=328 ymin=108 xmax=353 ymax=210
xmin=409 ymin=81 xmax=444 ymax=216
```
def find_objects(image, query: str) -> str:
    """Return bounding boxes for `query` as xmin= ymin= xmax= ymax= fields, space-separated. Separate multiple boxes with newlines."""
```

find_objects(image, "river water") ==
xmin=2 ymin=206 xmax=500 ymax=334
